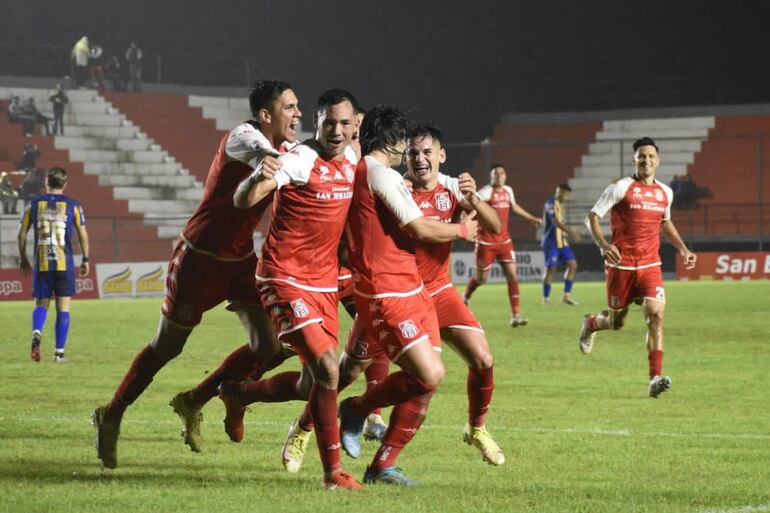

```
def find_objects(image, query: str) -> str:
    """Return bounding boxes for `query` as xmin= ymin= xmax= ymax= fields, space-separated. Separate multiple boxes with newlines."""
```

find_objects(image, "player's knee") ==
xmin=422 ymin=360 xmax=445 ymax=389
xmin=150 ymin=335 xmax=186 ymax=362
xmin=474 ymin=351 xmax=494 ymax=369
xmin=647 ymin=308 xmax=664 ymax=328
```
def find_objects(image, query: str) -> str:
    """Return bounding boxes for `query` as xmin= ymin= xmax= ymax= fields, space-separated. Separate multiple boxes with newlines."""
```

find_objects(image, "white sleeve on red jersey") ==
xmin=591 ymin=177 xmax=633 ymax=218
xmin=476 ymin=184 xmax=492 ymax=202
xmin=657 ymin=180 xmax=675 ymax=221
xmin=344 ymin=145 xmax=359 ymax=165
xmin=226 ymin=123 xmax=278 ymax=167
xmin=273 ymin=144 xmax=318 ymax=189
xmin=366 ymin=156 xmax=424 ymax=226
xmin=437 ymin=173 xmax=464 ymax=202
xmin=504 ymin=185 xmax=516 ymax=207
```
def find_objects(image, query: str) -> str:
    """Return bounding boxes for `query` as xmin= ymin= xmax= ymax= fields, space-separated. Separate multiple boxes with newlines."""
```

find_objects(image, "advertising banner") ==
xmin=676 ymin=252 xmax=770 ymax=280
xmin=0 ymin=268 xmax=99 ymax=301
xmin=95 ymin=261 xmax=168 ymax=299
xmin=450 ymin=251 xmax=545 ymax=284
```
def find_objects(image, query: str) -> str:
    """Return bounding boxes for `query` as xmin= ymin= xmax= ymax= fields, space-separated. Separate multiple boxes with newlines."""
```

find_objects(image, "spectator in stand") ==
xmin=20 ymin=143 xmax=40 ymax=171
xmin=89 ymin=43 xmax=106 ymax=90
xmin=669 ymin=176 xmax=682 ymax=209
xmin=50 ymin=84 xmax=68 ymax=135
xmin=8 ymin=96 xmax=35 ymax=136
xmin=104 ymin=55 xmax=125 ymax=91
xmin=0 ymin=172 xmax=20 ymax=214
xmin=72 ymin=36 xmax=90 ymax=89
xmin=20 ymin=167 xmax=46 ymax=205
xmin=21 ymin=98 xmax=51 ymax=136
xmin=125 ymin=42 xmax=143 ymax=92
xmin=679 ymin=175 xmax=698 ymax=210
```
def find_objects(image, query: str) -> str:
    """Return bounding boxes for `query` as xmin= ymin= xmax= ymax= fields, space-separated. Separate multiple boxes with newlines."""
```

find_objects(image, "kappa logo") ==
xmin=419 ymin=201 xmax=432 ymax=209
xmin=435 ymin=191 xmax=451 ymax=212
xmin=334 ymin=170 xmax=345 ymax=181
xmin=290 ymin=298 xmax=309 ymax=318
xmin=398 ymin=319 xmax=418 ymax=339
xmin=644 ymin=191 xmax=654 ymax=198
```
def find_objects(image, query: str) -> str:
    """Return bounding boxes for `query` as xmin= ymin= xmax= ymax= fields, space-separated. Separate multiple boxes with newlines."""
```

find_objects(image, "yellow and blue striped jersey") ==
xmin=542 ymin=196 xmax=567 ymax=249
xmin=20 ymin=194 xmax=86 ymax=272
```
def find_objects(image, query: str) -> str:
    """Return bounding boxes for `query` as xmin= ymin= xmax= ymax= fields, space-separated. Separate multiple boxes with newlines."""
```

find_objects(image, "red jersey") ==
xmin=347 ymin=156 xmax=425 ymax=297
xmin=257 ymin=142 xmax=357 ymax=291
xmin=181 ymin=122 xmax=284 ymax=260
xmin=590 ymin=176 xmax=674 ymax=270
xmin=411 ymin=174 xmax=465 ymax=295
xmin=476 ymin=184 xmax=515 ymax=245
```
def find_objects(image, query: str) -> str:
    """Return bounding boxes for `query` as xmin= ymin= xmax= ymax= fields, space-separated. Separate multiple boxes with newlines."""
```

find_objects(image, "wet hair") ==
xmin=317 ymin=88 xmax=360 ymax=114
xmin=248 ymin=80 xmax=292 ymax=120
xmin=557 ymin=183 xmax=572 ymax=192
xmin=47 ymin=167 xmax=68 ymax=189
xmin=360 ymin=105 xmax=407 ymax=155
xmin=408 ymin=123 xmax=443 ymax=146
xmin=632 ymin=137 xmax=659 ymax=153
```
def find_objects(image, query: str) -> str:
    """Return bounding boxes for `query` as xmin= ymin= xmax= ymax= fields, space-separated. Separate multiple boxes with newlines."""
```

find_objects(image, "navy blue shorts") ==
xmin=544 ymin=245 xmax=576 ymax=268
xmin=32 ymin=269 xmax=76 ymax=299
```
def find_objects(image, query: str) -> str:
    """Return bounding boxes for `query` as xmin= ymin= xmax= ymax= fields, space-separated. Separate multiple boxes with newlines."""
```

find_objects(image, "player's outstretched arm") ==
xmin=405 ymin=215 xmax=478 ymax=243
xmin=586 ymin=212 xmax=621 ymax=265
xmin=661 ymin=220 xmax=696 ymax=269
xmin=513 ymin=203 xmax=544 ymax=227
xmin=233 ymin=155 xmax=281 ymax=209
xmin=76 ymin=222 xmax=90 ymax=277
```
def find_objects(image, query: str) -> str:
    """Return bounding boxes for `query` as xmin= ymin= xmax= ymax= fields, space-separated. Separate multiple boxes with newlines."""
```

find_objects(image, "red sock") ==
xmin=507 ymin=279 xmax=520 ymax=315
xmin=188 ymin=344 xmax=259 ymax=405
xmin=464 ymin=277 xmax=480 ymax=301
xmin=240 ymin=371 xmax=303 ymax=405
xmin=648 ymin=350 xmax=663 ymax=379
xmin=371 ymin=392 xmax=433 ymax=471
xmin=106 ymin=345 xmax=166 ymax=417
xmin=297 ymin=357 xmax=365 ymax=432
xmin=308 ymin=384 xmax=341 ymax=475
xmin=364 ymin=356 xmax=390 ymax=417
xmin=467 ymin=366 xmax=494 ymax=428
xmin=350 ymin=371 xmax=434 ymax=417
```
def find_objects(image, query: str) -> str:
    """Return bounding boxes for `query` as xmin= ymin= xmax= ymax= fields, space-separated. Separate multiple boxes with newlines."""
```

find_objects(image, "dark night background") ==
xmin=2 ymin=0 xmax=770 ymax=143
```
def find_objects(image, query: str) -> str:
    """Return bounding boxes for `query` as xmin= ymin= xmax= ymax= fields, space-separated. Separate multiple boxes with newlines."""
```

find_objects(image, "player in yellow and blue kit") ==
xmin=18 ymin=167 xmax=90 ymax=362
xmin=542 ymin=183 xmax=580 ymax=305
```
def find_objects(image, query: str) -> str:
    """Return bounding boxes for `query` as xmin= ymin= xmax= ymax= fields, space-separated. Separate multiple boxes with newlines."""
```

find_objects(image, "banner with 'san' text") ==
xmin=676 ymin=252 xmax=770 ymax=280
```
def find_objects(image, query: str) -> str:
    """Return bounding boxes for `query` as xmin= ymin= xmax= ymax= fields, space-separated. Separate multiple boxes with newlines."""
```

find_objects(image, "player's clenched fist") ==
xmin=458 ymin=172 xmax=477 ymax=196
xmin=260 ymin=155 xmax=282 ymax=179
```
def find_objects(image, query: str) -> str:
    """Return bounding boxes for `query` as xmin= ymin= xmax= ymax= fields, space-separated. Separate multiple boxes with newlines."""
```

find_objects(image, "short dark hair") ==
xmin=489 ymin=163 xmax=506 ymax=171
xmin=557 ymin=183 xmax=572 ymax=192
xmin=317 ymin=88 xmax=360 ymax=114
xmin=360 ymin=105 xmax=407 ymax=155
xmin=47 ymin=167 xmax=68 ymax=189
xmin=248 ymin=80 xmax=292 ymax=119
xmin=632 ymin=137 xmax=659 ymax=153
xmin=408 ymin=123 xmax=443 ymax=146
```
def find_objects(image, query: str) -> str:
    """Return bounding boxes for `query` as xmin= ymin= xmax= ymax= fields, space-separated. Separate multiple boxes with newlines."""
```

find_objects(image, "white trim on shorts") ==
xmin=277 ymin=317 xmax=324 ymax=340
xmin=476 ymin=238 xmax=511 ymax=246
xmin=353 ymin=284 xmax=424 ymax=299
xmin=428 ymin=283 xmax=454 ymax=297
xmin=394 ymin=334 xmax=430 ymax=360
xmin=606 ymin=261 xmax=661 ymax=271
xmin=256 ymin=275 xmax=338 ymax=293
xmin=641 ymin=296 xmax=666 ymax=305
xmin=445 ymin=324 xmax=485 ymax=334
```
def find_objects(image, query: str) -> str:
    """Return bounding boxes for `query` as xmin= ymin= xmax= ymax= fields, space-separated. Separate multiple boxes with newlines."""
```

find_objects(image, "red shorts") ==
xmin=258 ymin=280 xmax=339 ymax=365
xmin=161 ymin=242 xmax=260 ymax=327
xmin=475 ymin=240 xmax=516 ymax=270
xmin=337 ymin=267 xmax=355 ymax=306
xmin=605 ymin=265 xmax=665 ymax=310
xmin=430 ymin=284 xmax=483 ymax=331
xmin=352 ymin=289 xmax=441 ymax=363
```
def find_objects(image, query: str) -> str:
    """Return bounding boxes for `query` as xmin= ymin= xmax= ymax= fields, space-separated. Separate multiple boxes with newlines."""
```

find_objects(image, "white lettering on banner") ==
xmin=76 ymin=278 xmax=94 ymax=293
xmin=451 ymin=252 xmax=545 ymax=284
xmin=0 ymin=280 xmax=23 ymax=296
xmin=716 ymin=254 xmax=757 ymax=275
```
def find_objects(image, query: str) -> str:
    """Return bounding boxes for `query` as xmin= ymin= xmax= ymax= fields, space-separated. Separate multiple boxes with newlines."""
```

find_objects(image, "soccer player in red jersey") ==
xmin=463 ymin=164 xmax=543 ymax=327
xmin=338 ymin=106 xmax=478 ymax=486
xmin=91 ymin=81 xmax=301 ymax=469
xmin=230 ymin=89 xmax=362 ymax=490
xmin=578 ymin=137 xmax=697 ymax=398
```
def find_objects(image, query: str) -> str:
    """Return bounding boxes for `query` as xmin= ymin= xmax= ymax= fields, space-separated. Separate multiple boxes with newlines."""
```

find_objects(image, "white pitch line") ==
xmin=2 ymin=416 xmax=769 ymax=441
xmin=698 ymin=503 xmax=770 ymax=513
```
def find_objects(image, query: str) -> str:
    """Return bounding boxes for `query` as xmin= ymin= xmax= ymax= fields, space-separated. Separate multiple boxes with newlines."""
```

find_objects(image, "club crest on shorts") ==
xmin=435 ymin=191 xmax=451 ymax=212
xmin=290 ymin=299 xmax=309 ymax=318
xmin=610 ymin=295 xmax=621 ymax=308
xmin=398 ymin=319 xmax=418 ymax=339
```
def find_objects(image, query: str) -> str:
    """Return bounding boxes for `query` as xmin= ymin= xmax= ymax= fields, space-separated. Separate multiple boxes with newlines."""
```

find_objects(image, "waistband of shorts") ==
xmin=180 ymin=235 xmax=256 ymax=262
xmin=427 ymin=282 xmax=454 ymax=297
xmin=353 ymin=283 xmax=424 ymax=299
xmin=256 ymin=275 xmax=338 ymax=293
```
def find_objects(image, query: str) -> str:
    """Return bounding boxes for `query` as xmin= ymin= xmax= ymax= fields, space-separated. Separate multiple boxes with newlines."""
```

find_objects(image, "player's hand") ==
xmin=80 ymin=261 xmax=90 ymax=277
xmin=403 ymin=178 xmax=414 ymax=193
xmin=531 ymin=217 xmax=544 ymax=227
xmin=600 ymin=243 xmax=622 ymax=266
xmin=260 ymin=155 xmax=282 ymax=179
xmin=458 ymin=172 xmax=477 ymax=196
xmin=570 ymin=230 xmax=582 ymax=242
xmin=20 ymin=258 xmax=32 ymax=276
xmin=459 ymin=214 xmax=478 ymax=242
xmin=681 ymin=249 xmax=697 ymax=270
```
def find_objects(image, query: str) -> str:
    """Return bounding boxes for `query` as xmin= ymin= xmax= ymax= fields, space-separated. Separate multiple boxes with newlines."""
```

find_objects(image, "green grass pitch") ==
xmin=1 ymin=280 xmax=768 ymax=513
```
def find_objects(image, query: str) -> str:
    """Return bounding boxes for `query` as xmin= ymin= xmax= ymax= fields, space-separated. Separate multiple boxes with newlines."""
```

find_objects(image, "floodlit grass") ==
xmin=1 ymin=280 xmax=768 ymax=513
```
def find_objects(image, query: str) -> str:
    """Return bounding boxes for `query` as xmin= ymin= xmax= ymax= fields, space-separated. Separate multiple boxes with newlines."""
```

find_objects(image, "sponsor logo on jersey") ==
xmin=644 ymin=191 xmax=654 ymax=198
xmin=633 ymin=187 xmax=642 ymax=196
xmin=435 ymin=191 xmax=451 ymax=212
xmin=398 ymin=319 xmax=418 ymax=339
xmin=319 ymin=166 xmax=331 ymax=182
xmin=290 ymin=298 xmax=309 ymax=318
xmin=419 ymin=201 xmax=432 ymax=210
xmin=334 ymin=170 xmax=345 ymax=181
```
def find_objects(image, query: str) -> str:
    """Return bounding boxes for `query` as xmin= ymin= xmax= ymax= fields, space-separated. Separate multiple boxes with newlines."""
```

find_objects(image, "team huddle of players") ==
xmin=90 ymin=80 xmax=696 ymax=490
